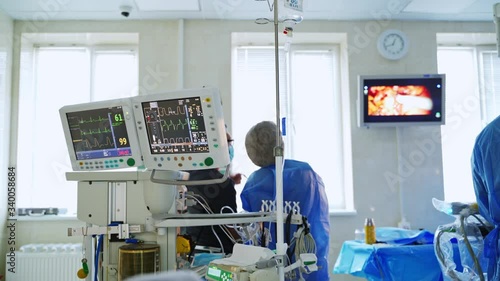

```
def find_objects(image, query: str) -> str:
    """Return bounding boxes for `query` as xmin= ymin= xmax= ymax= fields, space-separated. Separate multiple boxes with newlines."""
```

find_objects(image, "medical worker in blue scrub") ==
xmin=240 ymin=121 xmax=330 ymax=281
xmin=471 ymin=115 xmax=500 ymax=280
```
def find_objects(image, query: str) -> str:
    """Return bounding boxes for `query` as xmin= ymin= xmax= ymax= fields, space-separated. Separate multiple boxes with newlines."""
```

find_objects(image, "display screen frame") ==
xmin=358 ymin=74 xmax=446 ymax=127
xmin=131 ymin=87 xmax=230 ymax=171
xmin=141 ymin=96 xmax=210 ymax=155
xmin=59 ymin=98 xmax=143 ymax=171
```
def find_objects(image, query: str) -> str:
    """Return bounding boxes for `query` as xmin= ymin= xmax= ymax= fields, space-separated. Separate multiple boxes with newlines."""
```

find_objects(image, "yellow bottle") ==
xmin=364 ymin=218 xmax=376 ymax=245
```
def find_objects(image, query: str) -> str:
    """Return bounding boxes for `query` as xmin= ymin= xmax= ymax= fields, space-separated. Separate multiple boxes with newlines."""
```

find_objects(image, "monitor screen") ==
xmin=143 ymin=97 xmax=208 ymax=155
xmin=132 ymin=87 xmax=230 ymax=171
xmin=60 ymin=99 xmax=143 ymax=171
xmin=359 ymin=74 xmax=445 ymax=127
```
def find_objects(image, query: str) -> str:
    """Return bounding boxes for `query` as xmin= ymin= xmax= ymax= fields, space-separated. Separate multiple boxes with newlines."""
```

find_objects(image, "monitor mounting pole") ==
xmin=273 ymin=1 xmax=286 ymax=281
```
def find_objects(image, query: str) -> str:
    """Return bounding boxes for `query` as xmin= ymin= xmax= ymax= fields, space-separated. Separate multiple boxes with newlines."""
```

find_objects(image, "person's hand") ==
xmin=231 ymin=173 xmax=243 ymax=184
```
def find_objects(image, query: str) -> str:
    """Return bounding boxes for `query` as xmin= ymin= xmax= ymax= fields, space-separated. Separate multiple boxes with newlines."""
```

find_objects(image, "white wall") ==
xmin=8 ymin=19 xmax=495 ymax=281
xmin=0 ymin=9 xmax=13 ymax=278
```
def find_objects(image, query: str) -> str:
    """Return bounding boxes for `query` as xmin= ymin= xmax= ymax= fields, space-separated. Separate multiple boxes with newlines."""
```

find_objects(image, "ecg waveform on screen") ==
xmin=82 ymin=136 xmax=115 ymax=149
xmin=70 ymin=117 xmax=116 ymax=150
xmin=77 ymin=116 xmax=109 ymax=124
xmin=80 ymin=128 xmax=112 ymax=135
xmin=143 ymin=97 xmax=209 ymax=154
xmin=162 ymin=137 xmax=192 ymax=144
xmin=144 ymin=108 xmax=191 ymax=146
xmin=66 ymin=106 xmax=132 ymax=160
xmin=160 ymin=119 xmax=188 ymax=131
xmin=156 ymin=106 xmax=186 ymax=116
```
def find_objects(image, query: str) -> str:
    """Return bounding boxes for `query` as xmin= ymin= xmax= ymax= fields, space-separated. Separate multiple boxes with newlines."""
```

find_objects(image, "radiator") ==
xmin=6 ymin=243 xmax=82 ymax=281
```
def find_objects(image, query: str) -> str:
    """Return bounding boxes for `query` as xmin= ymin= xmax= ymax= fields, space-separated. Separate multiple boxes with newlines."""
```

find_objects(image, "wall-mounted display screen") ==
xmin=359 ymin=74 xmax=446 ymax=127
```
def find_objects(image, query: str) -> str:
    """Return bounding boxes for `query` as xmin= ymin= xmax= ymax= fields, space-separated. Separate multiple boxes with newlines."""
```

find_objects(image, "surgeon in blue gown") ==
xmin=240 ymin=121 xmax=330 ymax=281
xmin=471 ymin=115 xmax=500 ymax=280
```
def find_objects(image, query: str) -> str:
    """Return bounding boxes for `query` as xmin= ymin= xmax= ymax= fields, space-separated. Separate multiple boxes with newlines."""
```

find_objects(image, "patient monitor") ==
xmin=131 ymin=87 xmax=230 ymax=172
xmin=60 ymin=88 xmax=291 ymax=281
xmin=59 ymin=98 xmax=143 ymax=171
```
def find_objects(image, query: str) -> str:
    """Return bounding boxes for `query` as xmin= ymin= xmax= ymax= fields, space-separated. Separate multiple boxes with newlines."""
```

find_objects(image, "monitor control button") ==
xmin=204 ymin=157 xmax=214 ymax=166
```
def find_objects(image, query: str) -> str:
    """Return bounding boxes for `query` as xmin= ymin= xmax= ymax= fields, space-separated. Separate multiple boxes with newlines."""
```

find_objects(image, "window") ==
xmin=438 ymin=43 xmax=500 ymax=203
xmin=231 ymin=38 xmax=353 ymax=213
xmin=478 ymin=48 xmax=500 ymax=124
xmin=16 ymin=39 xmax=138 ymax=216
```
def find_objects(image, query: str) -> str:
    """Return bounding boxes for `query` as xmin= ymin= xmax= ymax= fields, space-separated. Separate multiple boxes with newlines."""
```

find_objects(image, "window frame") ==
xmin=476 ymin=45 xmax=500 ymax=125
xmin=13 ymin=39 xmax=139 ymax=217
xmin=437 ymin=43 xmax=500 ymax=203
xmin=231 ymin=38 xmax=354 ymax=215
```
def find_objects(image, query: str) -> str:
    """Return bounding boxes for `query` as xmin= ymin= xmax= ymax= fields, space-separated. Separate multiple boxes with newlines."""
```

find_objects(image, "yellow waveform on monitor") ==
xmin=82 ymin=136 xmax=114 ymax=149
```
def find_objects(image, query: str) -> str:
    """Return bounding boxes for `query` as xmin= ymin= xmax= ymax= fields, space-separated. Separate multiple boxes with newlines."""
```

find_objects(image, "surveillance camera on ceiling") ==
xmin=120 ymin=5 xmax=132 ymax=18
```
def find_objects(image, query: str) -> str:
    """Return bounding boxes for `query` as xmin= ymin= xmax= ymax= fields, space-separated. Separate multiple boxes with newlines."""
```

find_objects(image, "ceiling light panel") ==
xmin=134 ymin=0 xmax=200 ymax=11
xmin=403 ymin=0 xmax=477 ymax=14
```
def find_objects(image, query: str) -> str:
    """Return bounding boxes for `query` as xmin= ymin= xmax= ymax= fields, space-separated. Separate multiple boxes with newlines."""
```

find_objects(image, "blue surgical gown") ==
xmin=240 ymin=159 xmax=330 ymax=281
xmin=471 ymin=115 xmax=500 ymax=280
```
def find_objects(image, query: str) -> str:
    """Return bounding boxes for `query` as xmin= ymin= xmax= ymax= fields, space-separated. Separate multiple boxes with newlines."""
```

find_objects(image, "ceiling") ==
xmin=0 ymin=0 xmax=499 ymax=22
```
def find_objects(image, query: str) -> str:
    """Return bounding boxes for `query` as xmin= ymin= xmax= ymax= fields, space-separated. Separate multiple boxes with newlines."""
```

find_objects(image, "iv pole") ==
xmin=272 ymin=0 xmax=286 ymax=280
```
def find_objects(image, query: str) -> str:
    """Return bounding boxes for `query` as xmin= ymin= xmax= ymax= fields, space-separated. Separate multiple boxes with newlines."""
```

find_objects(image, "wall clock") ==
xmin=377 ymin=29 xmax=409 ymax=60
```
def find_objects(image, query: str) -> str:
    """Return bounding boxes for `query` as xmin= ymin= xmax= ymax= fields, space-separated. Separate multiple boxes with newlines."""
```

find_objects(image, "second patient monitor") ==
xmin=131 ymin=87 xmax=230 ymax=171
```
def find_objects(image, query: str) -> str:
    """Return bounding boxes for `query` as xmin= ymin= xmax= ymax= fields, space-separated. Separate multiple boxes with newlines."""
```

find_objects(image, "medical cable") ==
xmin=459 ymin=215 xmax=485 ymax=281
xmin=184 ymin=195 xmax=227 ymax=252
xmin=288 ymin=216 xmax=316 ymax=280
xmin=94 ymin=235 xmax=103 ymax=281
xmin=435 ymin=229 xmax=460 ymax=281
xmin=220 ymin=205 xmax=236 ymax=214
xmin=292 ymin=217 xmax=316 ymax=255
xmin=220 ymin=206 xmax=239 ymax=230
xmin=185 ymin=194 xmax=239 ymax=245
xmin=470 ymin=213 xmax=489 ymax=229
xmin=210 ymin=225 xmax=225 ymax=254
xmin=188 ymin=194 xmax=238 ymax=244
xmin=285 ymin=211 xmax=293 ymax=261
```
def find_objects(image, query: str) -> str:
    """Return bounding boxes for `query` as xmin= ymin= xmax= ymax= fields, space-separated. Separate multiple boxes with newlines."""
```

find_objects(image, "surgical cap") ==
xmin=245 ymin=121 xmax=282 ymax=167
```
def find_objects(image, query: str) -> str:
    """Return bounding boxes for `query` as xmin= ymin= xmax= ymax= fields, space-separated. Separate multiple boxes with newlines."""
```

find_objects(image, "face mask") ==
xmin=220 ymin=145 xmax=234 ymax=176
xmin=228 ymin=145 xmax=234 ymax=162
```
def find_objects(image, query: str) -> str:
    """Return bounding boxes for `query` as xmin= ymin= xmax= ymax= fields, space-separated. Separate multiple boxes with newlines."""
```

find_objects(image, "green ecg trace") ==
xmin=81 ymin=128 xmax=112 ymax=135
xmin=79 ymin=116 xmax=108 ymax=123
xmin=160 ymin=119 xmax=188 ymax=130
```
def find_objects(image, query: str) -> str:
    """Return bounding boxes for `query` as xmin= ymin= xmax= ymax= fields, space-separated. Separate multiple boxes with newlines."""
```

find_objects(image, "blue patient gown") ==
xmin=471 ymin=115 xmax=500 ymax=280
xmin=240 ymin=159 xmax=330 ymax=281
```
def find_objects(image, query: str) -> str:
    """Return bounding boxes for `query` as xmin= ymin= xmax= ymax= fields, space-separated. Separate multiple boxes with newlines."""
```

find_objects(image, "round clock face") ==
xmin=377 ymin=29 xmax=409 ymax=60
